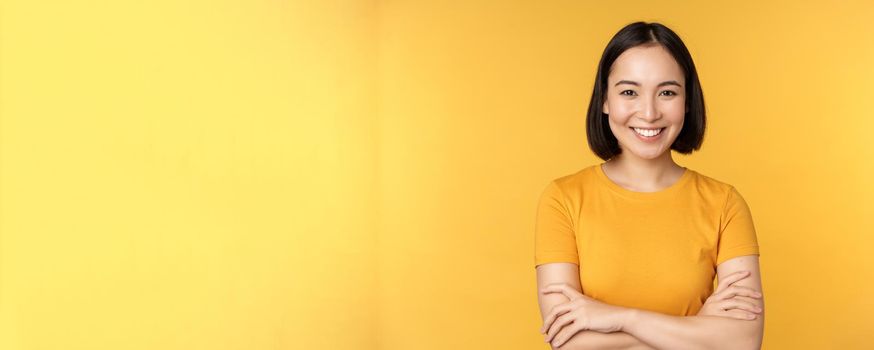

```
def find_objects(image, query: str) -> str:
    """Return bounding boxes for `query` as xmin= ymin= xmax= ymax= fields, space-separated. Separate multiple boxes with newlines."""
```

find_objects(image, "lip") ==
xmin=630 ymin=127 xmax=665 ymax=143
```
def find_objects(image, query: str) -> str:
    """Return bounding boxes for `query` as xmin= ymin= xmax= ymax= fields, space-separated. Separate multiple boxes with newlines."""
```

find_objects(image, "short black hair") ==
xmin=586 ymin=21 xmax=706 ymax=161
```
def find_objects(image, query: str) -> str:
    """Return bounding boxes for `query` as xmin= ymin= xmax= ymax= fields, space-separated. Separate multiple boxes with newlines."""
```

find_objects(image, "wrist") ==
xmin=619 ymin=307 xmax=639 ymax=332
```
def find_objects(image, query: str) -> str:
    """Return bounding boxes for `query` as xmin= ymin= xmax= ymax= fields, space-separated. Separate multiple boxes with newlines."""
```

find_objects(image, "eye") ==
xmin=660 ymin=90 xmax=677 ymax=96
xmin=620 ymin=90 xmax=636 ymax=96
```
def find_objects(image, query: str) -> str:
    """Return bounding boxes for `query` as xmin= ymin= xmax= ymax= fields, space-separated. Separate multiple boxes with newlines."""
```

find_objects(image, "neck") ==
xmin=604 ymin=151 xmax=684 ymax=190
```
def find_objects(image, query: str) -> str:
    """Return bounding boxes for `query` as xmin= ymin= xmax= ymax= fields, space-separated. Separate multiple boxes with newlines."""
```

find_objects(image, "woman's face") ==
xmin=602 ymin=44 xmax=687 ymax=161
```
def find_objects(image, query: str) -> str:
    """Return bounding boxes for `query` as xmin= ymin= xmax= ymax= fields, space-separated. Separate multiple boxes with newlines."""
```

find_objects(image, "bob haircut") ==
xmin=586 ymin=21 xmax=706 ymax=161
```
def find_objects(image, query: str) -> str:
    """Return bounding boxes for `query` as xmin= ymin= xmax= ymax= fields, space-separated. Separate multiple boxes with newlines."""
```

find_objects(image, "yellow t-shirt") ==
xmin=534 ymin=163 xmax=760 ymax=316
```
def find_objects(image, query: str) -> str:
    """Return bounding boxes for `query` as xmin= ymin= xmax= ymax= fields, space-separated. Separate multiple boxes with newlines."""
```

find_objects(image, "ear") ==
xmin=603 ymin=99 xmax=609 ymax=115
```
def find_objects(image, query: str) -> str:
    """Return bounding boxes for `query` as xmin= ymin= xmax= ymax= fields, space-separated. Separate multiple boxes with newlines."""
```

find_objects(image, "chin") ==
xmin=624 ymin=145 xmax=668 ymax=159
xmin=632 ymin=152 xmax=664 ymax=160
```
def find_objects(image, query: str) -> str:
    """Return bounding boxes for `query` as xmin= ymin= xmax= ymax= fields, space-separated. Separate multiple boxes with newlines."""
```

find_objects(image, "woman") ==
xmin=534 ymin=22 xmax=765 ymax=349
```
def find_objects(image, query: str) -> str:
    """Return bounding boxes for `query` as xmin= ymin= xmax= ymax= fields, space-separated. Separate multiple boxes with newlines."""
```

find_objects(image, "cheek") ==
xmin=608 ymin=101 xmax=633 ymax=114
xmin=667 ymin=98 xmax=686 ymax=116
xmin=607 ymin=118 xmax=631 ymax=137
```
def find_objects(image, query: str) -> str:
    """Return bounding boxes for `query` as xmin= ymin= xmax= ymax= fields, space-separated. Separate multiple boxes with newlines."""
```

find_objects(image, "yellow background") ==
xmin=1 ymin=0 xmax=871 ymax=349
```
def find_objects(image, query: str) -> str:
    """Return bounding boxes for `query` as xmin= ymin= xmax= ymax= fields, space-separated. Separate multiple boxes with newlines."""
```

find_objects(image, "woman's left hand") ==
xmin=539 ymin=283 xmax=633 ymax=348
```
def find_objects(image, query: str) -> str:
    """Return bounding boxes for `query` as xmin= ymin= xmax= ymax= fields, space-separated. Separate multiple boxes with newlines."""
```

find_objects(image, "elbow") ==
xmin=745 ymin=319 xmax=764 ymax=350
xmin=746 ymin=329 xmax=764 ymax=350
xmin=730 ymin=337 xmax=760 ymax=350
xmin=726 ymin=320 xmax=764 ymax=350
xmin=550 ymin=340 xmax=579 ymax=350
xmin=549 ymin=334 xmax=598 ymax=350
xmin=546 ymin=335 xmax=583 ymax=350
xmin=738 ymin=337 xmax=762 ymax=350
xmin=552 ymin=343 xmax=582 ymax=350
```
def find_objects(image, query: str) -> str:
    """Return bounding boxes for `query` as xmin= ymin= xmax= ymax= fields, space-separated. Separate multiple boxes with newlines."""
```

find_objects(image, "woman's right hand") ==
xmin=697 ymin=270 xmax=763 ymax=320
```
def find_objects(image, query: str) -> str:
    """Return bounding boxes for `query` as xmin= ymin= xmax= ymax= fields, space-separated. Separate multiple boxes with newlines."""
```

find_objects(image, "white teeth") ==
xmin=633 ymin=127 xmax=663 ymax=137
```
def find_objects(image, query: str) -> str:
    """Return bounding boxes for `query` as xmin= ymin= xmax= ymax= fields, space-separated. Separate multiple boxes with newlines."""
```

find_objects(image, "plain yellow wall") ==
xmin=1 ymin=0 xmax=872 ymax=349
xmin=1 ymin=0 xmax=379 ymax=349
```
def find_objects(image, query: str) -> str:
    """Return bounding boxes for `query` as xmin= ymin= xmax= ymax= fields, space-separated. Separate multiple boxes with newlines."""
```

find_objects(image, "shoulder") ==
xmin=688 ymin=169 xmax=735 ymax=195
xmin=548 ymin=164 xmax=599 ymax=193
xmin=686 ymin=169 xmax=750 ymax=207
xmin=697 ymin=171 xmax=758 ymax=228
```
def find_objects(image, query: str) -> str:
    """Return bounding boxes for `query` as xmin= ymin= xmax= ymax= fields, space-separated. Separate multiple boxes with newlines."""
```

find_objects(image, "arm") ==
xmin=619 ymin=256 xmax=765 ymax=350
xmin=537 ymin=263 xmax=657 ymax=350
xmin=551 ymin=316 xmax=657 ymax=350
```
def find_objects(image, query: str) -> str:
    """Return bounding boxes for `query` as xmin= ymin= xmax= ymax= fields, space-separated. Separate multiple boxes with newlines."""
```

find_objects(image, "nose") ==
xmin=637 ymin=95 xmax=660 ymax=123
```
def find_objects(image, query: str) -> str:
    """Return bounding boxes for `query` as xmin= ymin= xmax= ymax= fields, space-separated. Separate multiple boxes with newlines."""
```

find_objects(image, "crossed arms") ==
xmin=535 ymin=256 xmax=764 ymax=350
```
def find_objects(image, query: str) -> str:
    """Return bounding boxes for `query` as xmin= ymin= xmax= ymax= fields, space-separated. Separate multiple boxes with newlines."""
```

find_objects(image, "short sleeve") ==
xmin=534 ymin=181 xmax=580 ymax=267
xmin=716 ymin=186 xmax=761 ymax=265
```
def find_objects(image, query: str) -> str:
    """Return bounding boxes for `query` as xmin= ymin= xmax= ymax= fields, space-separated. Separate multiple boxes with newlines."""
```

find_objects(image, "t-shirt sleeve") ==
xmin=534 ymin=180 xmax=580 ymax=267
xmin=716 ymin=186 xmax=761 ymax=265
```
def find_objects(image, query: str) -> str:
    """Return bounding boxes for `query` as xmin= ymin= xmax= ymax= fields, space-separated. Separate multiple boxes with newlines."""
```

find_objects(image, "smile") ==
xmin=630 ymin=127 xmax=665 ymax=142
xmin=631 ymin=127 xmax=664 ymax=137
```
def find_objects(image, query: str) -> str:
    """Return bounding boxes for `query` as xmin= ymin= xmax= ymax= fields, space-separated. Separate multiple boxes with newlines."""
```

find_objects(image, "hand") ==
xmin=697 ymin=270 xmax=763 ymax=320
xmin=539 ymin=283 xmax=632 ymax=348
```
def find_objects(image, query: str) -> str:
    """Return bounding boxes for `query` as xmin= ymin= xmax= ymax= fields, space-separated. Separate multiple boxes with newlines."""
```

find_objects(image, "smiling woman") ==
xmin=535 ymin=21 xmax=764 ymax=350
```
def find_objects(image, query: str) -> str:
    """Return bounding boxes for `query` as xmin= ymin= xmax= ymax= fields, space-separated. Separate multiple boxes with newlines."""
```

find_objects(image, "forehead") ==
xmin=609 ymin=45 xmax=685 ymax=83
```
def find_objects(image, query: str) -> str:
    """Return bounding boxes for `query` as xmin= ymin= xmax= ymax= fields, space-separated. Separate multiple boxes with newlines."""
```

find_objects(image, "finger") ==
xmin=718 ymin=299 xmax=762 ymax=314
xmin=541 ymin=282 xmax=572 ymax=294
xmin=715 ymin=285 xmax=762 ymax=301
xmin=541 ymin=303 xmax=571 ymax=333
xmin=722 ymin=298 xmax=763 ymax=314
xmin=716 ymin=271 xmax=749 ymax=291
xmin=545 ymin=312 xmax=576 ymax=343
xmin=720 ymin=285 xmax=762 ymax=299
xmin=550 ymin=320 xmax=583 ymax=348
xmin=724 ymin=309 xmax=758 ymax=320
xmin=725 ymin=286 xmax=762 ymax=299
xmin=540 ymin=302 xmax=573 ymax=334
xmin=716 ymin=270 xmax=750 ymax=290
xmin=541 ymin=283 xmax=581 ymax=300
xmin=715 ymin=271 xmax=750 ymax=294
xmin=541 ymin=298 xmax=579 ymax=332
xmin=729 ymin=295 xmax=762 ymax=307
xmin=541 ymin=282 xmax=582 ymax=295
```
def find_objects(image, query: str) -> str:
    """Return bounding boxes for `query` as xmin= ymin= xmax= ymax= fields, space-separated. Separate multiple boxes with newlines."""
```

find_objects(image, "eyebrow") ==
xmin=614 ymin=80 xmax=682 ymax=88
